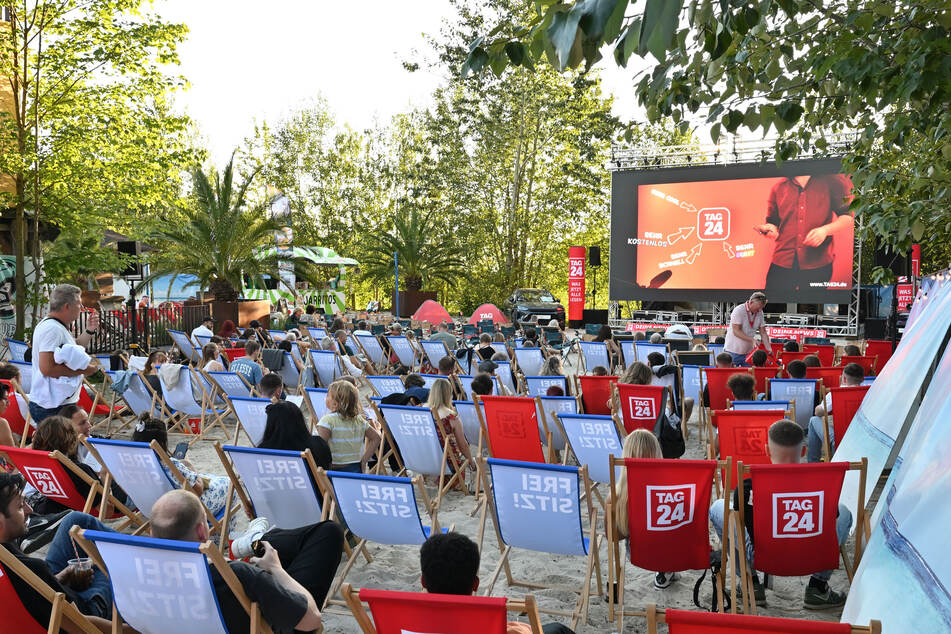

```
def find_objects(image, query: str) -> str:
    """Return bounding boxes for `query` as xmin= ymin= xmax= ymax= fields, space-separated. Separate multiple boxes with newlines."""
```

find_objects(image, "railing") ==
xmin=74 ymin=304 xmax=211 ymax=353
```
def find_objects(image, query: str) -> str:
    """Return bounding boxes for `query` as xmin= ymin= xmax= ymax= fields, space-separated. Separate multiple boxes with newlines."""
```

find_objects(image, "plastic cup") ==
xmin=67 ymin=557 xmax=92 ymax=570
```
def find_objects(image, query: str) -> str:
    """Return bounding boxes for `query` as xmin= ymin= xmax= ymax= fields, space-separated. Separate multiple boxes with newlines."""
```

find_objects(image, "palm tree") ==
xmin=144 ymin=155 xmax=293 ymax=301
xmin=361 ymin=208 xmax=464 ymax=291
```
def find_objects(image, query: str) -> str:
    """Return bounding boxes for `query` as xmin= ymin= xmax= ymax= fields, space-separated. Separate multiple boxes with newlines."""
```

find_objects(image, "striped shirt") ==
xmin=317 ymin=412 xmax=369 ymax=465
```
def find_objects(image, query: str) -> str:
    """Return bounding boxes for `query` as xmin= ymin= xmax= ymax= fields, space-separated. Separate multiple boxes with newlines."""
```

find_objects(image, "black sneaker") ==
xmin=804 ymin=585 xmax=847 ymax=610
xmin=737 ymin=576 xmax=767 ymax=607
xmin=20 ymin=511 xmax=70 ymax=554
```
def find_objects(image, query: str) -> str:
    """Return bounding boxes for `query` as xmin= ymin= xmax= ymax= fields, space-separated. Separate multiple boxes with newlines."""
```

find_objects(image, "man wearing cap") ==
xmin=723 ymin=292 xmax=771 ymax=367
xmin=190 ymin=316 xmax=215 ymax=346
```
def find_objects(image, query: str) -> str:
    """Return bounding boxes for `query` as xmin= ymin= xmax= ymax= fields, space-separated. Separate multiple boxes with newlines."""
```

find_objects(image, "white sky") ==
xmin=153 ymin=0 xmax=649 ymax=164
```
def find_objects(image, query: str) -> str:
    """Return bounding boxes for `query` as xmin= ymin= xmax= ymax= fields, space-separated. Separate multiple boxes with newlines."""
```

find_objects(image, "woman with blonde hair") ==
xmin=427 ymin=378 xmax=474 ymax=471
xmin=612 ymin=429 xmax=677 ymax=589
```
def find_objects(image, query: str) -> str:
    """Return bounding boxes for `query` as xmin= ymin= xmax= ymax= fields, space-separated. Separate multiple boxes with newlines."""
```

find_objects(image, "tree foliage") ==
xmin=464 ymin=0 xmax=951 ymax=280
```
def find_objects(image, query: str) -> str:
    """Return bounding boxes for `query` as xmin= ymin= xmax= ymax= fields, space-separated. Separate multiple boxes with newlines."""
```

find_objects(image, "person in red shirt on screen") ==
xmin=753 ymin=174 xmax=853 ymax=293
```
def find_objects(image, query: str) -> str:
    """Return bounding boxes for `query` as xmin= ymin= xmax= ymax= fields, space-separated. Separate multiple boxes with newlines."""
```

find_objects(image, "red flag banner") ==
xmin=568 ymin=246 xmax=586 ymax=322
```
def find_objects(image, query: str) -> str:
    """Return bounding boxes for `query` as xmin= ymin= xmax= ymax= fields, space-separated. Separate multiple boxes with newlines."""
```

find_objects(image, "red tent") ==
xmin=468 ymin=303 xmax=509 ymax=325
xmin=412 ymin=300 xmax=452 ymax=324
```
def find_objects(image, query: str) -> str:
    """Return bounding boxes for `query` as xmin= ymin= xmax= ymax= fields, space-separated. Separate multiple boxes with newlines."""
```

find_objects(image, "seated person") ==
xmin=590 ymin=365 xmax=608 ymax=376
xmin=58 ymin=404 xmax=96 ymax=469
xmin=150 ymin=489 xmax=342 ymax=633
xmin=316 ymin=381 xmax=381 ymax=472
xmin=593 ymin=325 xmax=619 ymax=368
xmin=475 ymin=333 xmax=495 ymax=361
xmin=786 ymin=360 xmax=822 ymax=408
xmin=142 ymin=349 xmax=167 ymax=396
xmin=229 ymin=340 xmax=267 ymax=388
xmin=437 ymin=355 xmax=457 ymax=377
xmin=709 ymin=420 xmax=850 ymax=609
xmin=726 ymin=373 xmax=758 ymax=404
xmin=428 ymin=322 xmax=458 ymax=351
xmin=0 ymin=382 xmax=16 ymax=447
xmin=0 ymin=361 xmax=23 ymax=384
xmin=750 ymin=349 xmax=769 ymax=367
xmin=334 ymin=329 xmax=370 ymax=373
xmin=0 ymin=471 xmax=127 ymax=630
xmin=30 ymin=417 xmax=128 ymax=516
xmin=647 ymin=351 xmax=694 ymax=422
xmin=702 ymin=352 xmax=735 ymax=407
xmin=258 ymin=373 xmax=284 ymax=402
xmin=545 ymin=385 xmax=565 ymax=396
xmin=200 ymin=343 xmax=226 ymax=372
xmin=803 ymin=354 xmax=822 ymax=368
xmin=713 ymin=336 xmax=726 ymax=344
xmin=428 ymin=379 xmax=474 ymax=471
xmin=806 ymin=363 xmax=864 ymax=463
xmin=842 ymin=344 xmax=861 ymax=357
xmin=259 ymin=401 xmax=331 ymax=469
xmin=522 ymin=327 xmax=542 ymax=351
xmin=320 ymin=336 xmax=363 ymax=377
xmin=540 ymin=356 xmax=564 ymax=377
xmin=783 ymin=340 xmax=800 ymax=352
xmin=649 ymin=332 xmax=663 ymax=344
xmin=419 ymin=532 xmax=575 ymax=634
xmin=470 ymin=372 xmax=494 ymax=397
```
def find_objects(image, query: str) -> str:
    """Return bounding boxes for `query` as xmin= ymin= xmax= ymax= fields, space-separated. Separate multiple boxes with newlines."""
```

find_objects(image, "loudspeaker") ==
xmin=116 ymin=241 xmax=142 ymax=279
xmin=588 ymin=246 xmax=601 ymax=267
xmin=865 ymin=317 xmax=887 ymax=339
xmin=582 ymin=309 xmax=608 ymax=324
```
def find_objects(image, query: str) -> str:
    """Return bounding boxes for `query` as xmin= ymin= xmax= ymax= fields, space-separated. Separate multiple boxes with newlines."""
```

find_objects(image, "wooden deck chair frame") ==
xmin=70 ymin=528 xmax=275 ymax=634
xmin=340 ymin=583 xmax=544 ymax=634
xmin=641 ymin=603 xmax=881 ymax=634
xmin=605 ymin=457 xmax=732 ymax=628
xmin=701 ymin=367 xmax=753 ymax=433
xmin=0 ymin=544 xmax=103 ymax=634
xmin=370 ymin=402 xmax=470 ymax=513
xmin=551 ymin=412 xmax=618 ymax=512
xmin=88 ymin=371 xmax=150 ymax=437
xmin=125 ymin=369 xmax=189 ymax=437
xmin=1 ymin=377 xmax=34 ymax=447
xmin=475 ymin=457 xmax=602 ymax=631
xmin=167 ymin=329 xmax=200 ymax=364
xmin=167 ymin=366 xmax=232 ymax=445
xmin=577 ymin=340 xmax=611 ymax=375
xmin=732 ymin=458 xmax=868 ymax=615
xmin=201 ymin=369 xmax=259 ymax=435
xmin=315 ymin=470 xmax=445 ymax=612
xmin=81 ymin=377 xmax=124 ymax=429
xmin=353 ymin=334 xmax=388 ymax=371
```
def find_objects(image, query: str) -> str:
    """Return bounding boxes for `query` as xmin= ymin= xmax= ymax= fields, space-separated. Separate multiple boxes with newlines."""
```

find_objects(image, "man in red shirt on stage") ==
xmin=754 ymin=174 xmax=853 ymax=293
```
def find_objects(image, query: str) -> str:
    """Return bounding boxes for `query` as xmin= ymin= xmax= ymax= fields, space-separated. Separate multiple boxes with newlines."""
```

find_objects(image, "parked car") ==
xmin=503 ymin=289 xmax=565 ymax=326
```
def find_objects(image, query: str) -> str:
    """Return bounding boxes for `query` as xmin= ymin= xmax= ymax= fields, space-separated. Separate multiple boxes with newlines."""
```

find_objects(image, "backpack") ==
xmin=654 ymin=409 xmax=685 ymax=459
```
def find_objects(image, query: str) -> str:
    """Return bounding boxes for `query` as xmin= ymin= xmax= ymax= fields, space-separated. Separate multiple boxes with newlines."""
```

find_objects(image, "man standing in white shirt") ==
xmin=723 ymin=291 xmax=771 ymax=367
xmin=190 ymin=316 xmax=215 ymax=345
xmin=29 ymin=284 xmax=100 ymax=422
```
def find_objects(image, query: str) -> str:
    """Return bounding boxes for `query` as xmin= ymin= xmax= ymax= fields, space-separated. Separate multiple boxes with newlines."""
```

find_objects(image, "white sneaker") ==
xmin=230 ymin=517 xmax=270 ymax=559
xmin=654 ymin=571 xmax=680 ymax=589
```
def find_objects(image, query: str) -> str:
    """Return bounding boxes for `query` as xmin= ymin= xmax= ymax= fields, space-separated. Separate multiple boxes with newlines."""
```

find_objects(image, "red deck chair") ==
xmin=778 ymin=350 xmax=811 ymax=368
xmin=768 ymin=342 xmax=786 ymax=358
xmin=751 ymin=367 xmax=779 ymax=396
xmin=612 ymin=383 xmax=668 ymax=434
xmin=606 ymin=458 xmax=729 ymax=628
xmin=1 ymin=379 xmax=32 ymax=447
xmin=650 ymin=604 xmax=880 ymax=633
xmin=342 ymin=584 xmax=544 ymax=633
xmin=822 ymin=385 xmax=871 ymax=461
xmin=575 ymin=375 xmax=618 ymax=416
xmin=863 ymin=340 xmax=893 ymax=370
xmin=734 ymin=460 xmax=868 ymax=614
xmin=76 ymin=383 xmax=121 ymax=419
xmin=839 ymin=355 xmax=878 ymax=376
xmin=805 ymin=367 xmax=843 ymax=395
xmin=477 ymin=395 xmax=550 ymax=463
xmin=700 ymin=368 xmax=751 ymax=439
xmin=802 ymin=344 xmax=835 ymax=367
xmin=222 ymin=348 xmax=246 ymax=362
xmin=711 ymin=410 xmax=786 ymax=491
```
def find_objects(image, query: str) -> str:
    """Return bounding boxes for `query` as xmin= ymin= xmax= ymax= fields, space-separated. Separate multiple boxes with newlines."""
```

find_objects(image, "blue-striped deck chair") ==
xmin=554 ymin=413 xmax=621 ymax=513
xmin=732 ymin=400 xmax=794 ymax=417
xmin=458 ymin=374 xmax=500 ymax=399
xmin=72 ymin=529 xmax=266 ymax=634
xmin=513 ymin=347 xmax=544 ymax=377
xmin=216 ymin=444 xmax=329 ymax=532
xmin=421 ymin=339 xmax=453 ymax=370
xmin=98 ymin=370 xmax=156 ymax=436
xmin=373 ymin=403 xmax=470 ymax=508
xmin=513 ymin=337 xmax=526 ymax=348
xmin=194 ymin=333 xmax=212 ymax=348
xmin=229 ymin=396 xmax=271 ymax=446
xmin=681 ymin=365 xmax=704 ymax=442
xmin=9 ymin=359 xmax=31 ymax=394
xmin=206 ymin=370 xmax=254 ymax=400
xmin=578 ymin=341 xmax=610 ymax=374
xmin=309 ymin=349 xmax=344 ymax=387
xmin=268 ymin=329 xmax=286 ymax=342
xmin=709 ymin=343 xmax=725 ymax=357
xmin=635 ymin=342 xmax=669 ymax=364
xmin=861 ymin=376 xmax=875 ymax=386
xmin=419 ymin=373 xmax=443 ymax=390
xmin=523 ymin=375 xmax=568 ymax=397
xmin=767 ymin=378 xmax=817 ymax=430
xmin=4 ymin=337 xmax=28 ymax=361
xmin=479 ymin=458 xmax=602 ymax=629
xmin=620 ymin=340 xmax=636 ymax=369
xmin=317 ymin=470 xmax=446 ymax=609
xmin=303 ymin=388 xmax=330 ymax=429
xmin=490 ymin=341 xmax=510 ymax=359
xmin=278 ymin=351 xmax=302 ymax=393
xmin=93 ymin=354 xmax=115 ymax=371
xmin=366 ymin=375 xmax=405 ymax=398
xmin=355 ymin=333 xmax=387 ymax=367
xmin=289 ymin=341 xmax=304 ymax=365
xmin=161 ymin=366 xmax=228 ymax=443
xmin=168 ymin=329 xmax=200 ymax=363
xmin=494 ymin=360 xmax=517 ymax=395
xmin=536 ymin=395 xmax=580 ymax=453
xmin=453 ymin=400 xmax=485 ymax=446
xmin=307 ymin=326 xmax=328 ymax=341
xmin=386 ymin=335 xmax=417 ymax=369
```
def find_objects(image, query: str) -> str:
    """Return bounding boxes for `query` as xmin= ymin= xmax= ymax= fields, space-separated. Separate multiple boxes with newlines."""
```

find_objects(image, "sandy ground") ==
xmin=85 ymin=341 xmax=852 ymax=633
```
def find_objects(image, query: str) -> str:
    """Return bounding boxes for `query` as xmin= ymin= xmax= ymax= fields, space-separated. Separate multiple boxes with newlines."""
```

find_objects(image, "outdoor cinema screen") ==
xmin=609 ymin=158 xmax=855 ymax=303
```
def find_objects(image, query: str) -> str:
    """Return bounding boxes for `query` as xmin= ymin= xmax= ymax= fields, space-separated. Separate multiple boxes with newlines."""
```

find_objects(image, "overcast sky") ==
xmin=153 ymin=0 xmax=648 ymax=164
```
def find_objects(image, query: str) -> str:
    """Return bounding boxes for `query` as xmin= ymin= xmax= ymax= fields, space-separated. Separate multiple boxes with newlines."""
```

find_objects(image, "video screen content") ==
xmin=610 ymin=162 xmax=854 ymax=303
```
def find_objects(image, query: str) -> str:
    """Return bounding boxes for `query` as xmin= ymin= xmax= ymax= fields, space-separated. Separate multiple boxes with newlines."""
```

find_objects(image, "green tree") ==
xmin=463 ymin=0 xmax=951 ymax=280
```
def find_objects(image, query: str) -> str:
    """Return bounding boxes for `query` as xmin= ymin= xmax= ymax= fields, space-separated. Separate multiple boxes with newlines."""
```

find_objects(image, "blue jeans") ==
xmin=44 ymin=511 xmax=115 ymax=618
xmin=709 ymin=499 xmax=852 ymax=582
xmin=333 ymin=462 xmax=362 ymax=473
xmin=807 ymin=416 xmax=830 ymax=463
xmin=28 ymin=401 xmax=68 ymax=425
xmin=729 ymin=352 xmax=749 ymax=367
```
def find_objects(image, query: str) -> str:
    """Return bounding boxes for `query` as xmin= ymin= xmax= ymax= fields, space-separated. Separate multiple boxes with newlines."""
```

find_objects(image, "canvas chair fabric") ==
xmin=732 ymin=400 xmax=792 ymax=412
xmin=277 ymin=352 xmax=301 ymax=391
xmin=418 ymin=374 xmax=442 ymax=390
xmin=307 ymin=327 xmax=327 ymax=341
xmin=354 ymin=587 xmax=512 ymax=634
xmin=9 ymin=360 xmax=32 ymax=393
xmin=778 ymin=351 xmax=811 ymax=367
xmin=555 ymin=414 xmax=621 ymax=483
xmin=576 ymin=375 xmax=618 ymax=416
xmin=376 ymin=404 xmax=452 ymax=476
xmin=106 ymin=371 xmax=157 ymax=419
xmin=862 ymin=340 xmax=893 ymax=370
xmin=489 ymin=341 xmax=510 ymax=359
xmin=304 ymin=388 xmax=330 ymax=423
xmin=524 ymin=375 xmax=568 ymax=397
xmin=268 ymin=329 xmax=286 ymax=342
xmin=709 ymin=343 xmax=725 ymax=357
xmin=385 ymin=336 xmax=417 ymax=368
xmin=355 ymin=334 xmax=387 ymax=366
xmin=308 ymin=350 xmax=343 ymax=388
xmin=478 ymin=396 xmax=547 ymax=463
xmin=513 ymin=348 xmax=544 ymax=377
xmin=5 ymin=338 xmax=28 ymax=361
xmin=703 ymin=368 xmax=751 ymax=412
xmin=827 ymin=386 xmax=871 ymax=448
xmin=614 ymin=383 xmax=666 ymax=434
xmin=578 ymin=341 xmax=610 ymax=373
xmin=230 ymin=396 xmax=271 ymax=446
xmin=767 ymin=378 xmax=817 ymax=429
xmin=458 ymin=374 xmax=499 ymax=399
xmin=86 ymin=439 xmax=179 ymax=520
xmin=453 ymin=400 xmax=485 ymax=446
xmin=0 ymin=555 xmax=59 ymax=633
xmin=635 ymin=342 xmax=669 ymax=363
xmin=168 ymin=330 xmax=200 ymax=363
xmin=126 ymin=356 xmax=147 ymax=372
xmin=620 ymin=340 xmax=636 ymax=368
xmin=207 ymin=371 xmax=253 ymax=399
xmin=536 ymin=396 xmax=578 ymax=452
xmin=421 ymin=340 xmax=451 ymax=369
xmin=661 ymin=607 xmax=855 ymax=633
xmin=367 ymin=375 xmax=406 ymax=398
xmin=681 ymin=366 xmax=703 ymax=414
xmin=160 ymin=366 xmax=204 ymax=417
xmin=803 ymin=344 xmax=835 ymax=367
xmin=751 ymin=367 xmax=779 ymax=396
xmin=712 ymin=410 xmax=786 ymax=490
xmin=0 ymin=379 xmax=31 ymax=442
xmin=194 ymin=334 xmax=212 ymax=348
xmin=494 ymin=361 xmax=517 ymax=395
xmin=805 ymin=367 xmax=843 ymax=393
xmin=839 ymin=355 xmax=878 ymax=376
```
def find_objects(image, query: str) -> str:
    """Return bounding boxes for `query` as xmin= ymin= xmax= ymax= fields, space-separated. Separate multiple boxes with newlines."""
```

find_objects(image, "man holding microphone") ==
xmin=723 ymin=291 xmax=771 ymax=367
xmin=29 ymin=284 xmax=100 ymax=422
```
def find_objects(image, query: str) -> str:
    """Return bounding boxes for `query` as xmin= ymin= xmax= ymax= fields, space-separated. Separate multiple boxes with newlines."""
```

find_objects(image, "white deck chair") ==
xmin=453 ymin=400 xmax=485 ymax=447
xmin=277 ymin=352 xmax=302 ymax=393
xmin=536 ymin=395 xmax=579 ymax=453
xmin=421 ymin=340 xmax=452 ymax=369
xmin=354 ymin=333 xmax=387 ymax=367
xmin=168 ymin=329 xmax=200 ymax=363
xmin=732 ymin=400 xmax=793 ymax=411
xmin=161 ymin=366 xmax=228 ymax=442
xmin=207 ymin=371 xmax=254 ymax=400
xmin=73 ymin=529 xmax=267 ymax=634
xmin=494 ymin=361 xmax=517 ymax=395
xmin=308 ymin=349 xmax=343 ymax=387
xmin=513 ymin=348 xmax=544 ymax=377
xmin=217 ymin=444 xmax=328 ymax=530
xmin=457 ymin=374 xmax=500 ymax=399
xmin=101 ymin=371 xmax=157 ymax=434
xmin=126 ymin=356 xmax=147 ymax=372
xmin=554 ymin=413 xmax=622 ymax=485
xmin=229 ymin=396 xmax=272 ymax=446
xmin=490 ymin=341 xmax=510 ymax=359
xmin=708 ymin=343 xmax=725 ymax=357
xmin=9 ymin=359 xmax=32 ymax=394
xmin=419 ymin=374 xmax=442 ymax=390
xmin=578 ymin=341 xmax=610 ymax=373
xmin=5 ymin=338 xmax=29 ymax=361
xmin=619 ymin=341 xmax=636 ymax=368
xmin=366 ymin=375 xmax=405 ymax=398
xmin=523 ymin=375 xmax=568 ymax=397
xmin=317 ymin=470 xmax=445 ymax=609
xmin=288 ymin=341 xmax=304 ymax=365
xmin=303 ymin=388 xmax=330 ymax=428
xmin=268 ymin=329 xmax=286 ymax=342
xmin=767 ymin=378 xmax=817 ymax=429
xmin=307 ymin=326 xmax=327 ymax=341
xmin=386 ymin=335 xmax=417 ymax=369
xmin=635 ymin=342 xmax=669 ymax=363
xmin=480 ymin=458 xmax=602 ymax=630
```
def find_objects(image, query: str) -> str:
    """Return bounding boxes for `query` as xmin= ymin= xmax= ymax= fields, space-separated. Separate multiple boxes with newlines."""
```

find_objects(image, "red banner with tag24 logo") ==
xmin=750 ymin=462 xmax=847 ymax=576
xmin=568 ymin=246 xmax=586 ymax=322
